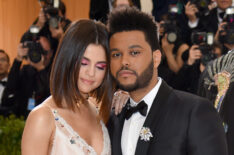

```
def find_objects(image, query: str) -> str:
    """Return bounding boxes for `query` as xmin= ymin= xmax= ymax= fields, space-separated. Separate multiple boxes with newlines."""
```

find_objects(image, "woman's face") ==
xmin=78 ymin=44 xmax=107 ymax=95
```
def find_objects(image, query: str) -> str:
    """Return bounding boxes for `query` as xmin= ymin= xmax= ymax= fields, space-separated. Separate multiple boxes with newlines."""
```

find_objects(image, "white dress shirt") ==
xmin=0 ymin=77 xmax=7 ymax=105
xmin=121 ymin=78 xmax=162 ymax=155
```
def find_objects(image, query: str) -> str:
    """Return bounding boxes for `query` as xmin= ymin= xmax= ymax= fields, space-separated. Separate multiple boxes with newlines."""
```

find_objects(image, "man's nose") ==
xmin=121 ymin=54 xmax=130 ymax=67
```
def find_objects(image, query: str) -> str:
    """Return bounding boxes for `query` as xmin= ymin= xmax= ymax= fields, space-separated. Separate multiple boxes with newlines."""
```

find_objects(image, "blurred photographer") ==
xmin=43 ymin=0 xmax=71 ymax=40
xmin=21 ymin=0 xmax=71 ymax=52
xmin=2 ymin=36 xmax=53 ymax=118
xmin=185 ymin=0 xmax=232 ymax=36
xmin=172 ymin=31 xmax=217 ymax=93
xmin=158 ymin=5 xmax=189 ymax=85
xmin=215 ymin=7 xmax=234 ymax=54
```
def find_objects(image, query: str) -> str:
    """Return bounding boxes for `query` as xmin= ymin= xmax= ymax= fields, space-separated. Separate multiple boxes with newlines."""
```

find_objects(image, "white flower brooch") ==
xmin=140 ymin=127 xmax=153 ymax=142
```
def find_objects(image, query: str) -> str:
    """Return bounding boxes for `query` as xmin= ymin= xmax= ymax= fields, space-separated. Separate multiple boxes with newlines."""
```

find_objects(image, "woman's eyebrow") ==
xmin=82 ymin=57 xmax=107 ymax=64
xmin=96 ymin=61 xmax=107 ymax=64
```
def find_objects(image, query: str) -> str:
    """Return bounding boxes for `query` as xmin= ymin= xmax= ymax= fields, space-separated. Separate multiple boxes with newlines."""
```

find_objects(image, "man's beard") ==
xmin=114 ymin=59 xmax=154 ymax=92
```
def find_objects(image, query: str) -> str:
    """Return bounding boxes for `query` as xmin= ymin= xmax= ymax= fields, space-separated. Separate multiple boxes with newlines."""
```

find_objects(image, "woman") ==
xmin=21 ymin=19 xmax=112 ymax=155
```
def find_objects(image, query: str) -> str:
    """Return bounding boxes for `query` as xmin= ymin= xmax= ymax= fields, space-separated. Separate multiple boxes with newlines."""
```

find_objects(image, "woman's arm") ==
xmin=162 ymin=36 xmax=189 ymax=73
xmin=21 ymin=106 xmax=54 ymax=155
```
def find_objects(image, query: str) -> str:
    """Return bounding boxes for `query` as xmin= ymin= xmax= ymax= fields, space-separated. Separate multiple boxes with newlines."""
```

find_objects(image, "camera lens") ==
xmin=167 ymin=32 xmax=177 ymax=43
xmin=28 ymin=50 xmax=42 ymax=63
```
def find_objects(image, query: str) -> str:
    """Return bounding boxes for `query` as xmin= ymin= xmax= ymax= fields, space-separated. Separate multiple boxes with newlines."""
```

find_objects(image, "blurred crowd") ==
xmin=0 ymin=0 xmax=233 ymax=153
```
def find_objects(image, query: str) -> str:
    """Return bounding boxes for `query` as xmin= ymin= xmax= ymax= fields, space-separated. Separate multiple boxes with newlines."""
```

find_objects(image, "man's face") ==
xmin=216 ymin=0 xmax=232 ymax=10
xmin=109 ymin=30 xmax=161 ymax=92
xmin=0 ymin=52 xmax=9 ymax=76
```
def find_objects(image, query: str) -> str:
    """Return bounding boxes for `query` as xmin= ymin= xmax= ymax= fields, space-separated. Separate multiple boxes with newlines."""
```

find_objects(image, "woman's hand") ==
xmin=187 ymin=45 xmax=202 ymax=65
xmin=112 ymin=90 xmax=129 ymax=115
xmin=161 ymin=34 xmax=175 ymax=54
xmin=16 ymin=43 xmax=28 ymax=61
xmin=185 ymin=2 xmax=198 ymax=23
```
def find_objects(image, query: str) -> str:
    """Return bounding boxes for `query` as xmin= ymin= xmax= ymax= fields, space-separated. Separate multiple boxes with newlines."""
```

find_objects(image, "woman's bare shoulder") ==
xmin=25 ymin=96 xmax=56 ymax=132
xmin=21 ymin=96 xmax=56 ymax=154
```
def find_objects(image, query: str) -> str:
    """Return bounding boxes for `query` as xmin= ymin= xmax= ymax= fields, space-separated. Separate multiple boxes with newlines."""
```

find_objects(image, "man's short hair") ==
xmin=0 ymin=49 xmax=10 ymax=63
xmin=107 ymin=6 xmax=160 ymax=51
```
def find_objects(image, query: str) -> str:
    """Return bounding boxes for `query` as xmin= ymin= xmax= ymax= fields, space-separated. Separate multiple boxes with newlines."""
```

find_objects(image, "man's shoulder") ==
xmin=171 ymin=88 xmax=212 ymax=107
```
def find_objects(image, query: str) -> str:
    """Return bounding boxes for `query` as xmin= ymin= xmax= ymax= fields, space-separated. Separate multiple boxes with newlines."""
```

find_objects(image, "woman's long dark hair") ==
xmin=50 ymin=19 xmax=113 ymax=123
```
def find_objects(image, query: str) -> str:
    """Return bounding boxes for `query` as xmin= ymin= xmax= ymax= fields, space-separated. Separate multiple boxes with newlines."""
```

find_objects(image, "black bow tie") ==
xmin=0 ymin=81 xmax=6 ymax=86
xmin=219 ymin=12 xmax=225 ymax=19
xmin=125 ymin=100 xmax=148 ymax=120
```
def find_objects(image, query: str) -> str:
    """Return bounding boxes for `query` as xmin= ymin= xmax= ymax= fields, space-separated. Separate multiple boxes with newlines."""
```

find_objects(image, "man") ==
xmin=107 ymin=7 xmax=228 ymax=155
xmin=0 ymin=49 xmax=15 ymax=116
xmin=0 ymin=50 xmax=10 ymax=105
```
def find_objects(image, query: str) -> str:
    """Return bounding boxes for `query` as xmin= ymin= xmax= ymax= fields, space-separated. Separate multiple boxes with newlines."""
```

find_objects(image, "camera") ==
xmin=219 ymin=7 xmax=234 ymax=44
xmin=23 ymin=26 xmax=48 ymax=63
xmin=190 ymin=0 xmax=211 ymax=17
xmin=191 ymin=32 xmax=207 ymax=45
xmin=161 ymin=5 xmax=180 ymax=44
xmin=191 ymin=31 xmax=216 ymax=65
xmin=24 ymin=41 xmax=47 ymax=63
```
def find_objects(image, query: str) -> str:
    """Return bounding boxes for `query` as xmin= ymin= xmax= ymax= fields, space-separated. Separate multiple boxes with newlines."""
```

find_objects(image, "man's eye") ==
xmin=130 ymin=51 xmax=140 ymax=56
xmin=111 ymin=53 xmax=121 ymax=57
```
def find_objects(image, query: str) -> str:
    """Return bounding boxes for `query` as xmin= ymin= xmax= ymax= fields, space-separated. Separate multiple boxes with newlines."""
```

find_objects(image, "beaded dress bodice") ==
xmin=50 ymin=109 xmax=111 ymax=155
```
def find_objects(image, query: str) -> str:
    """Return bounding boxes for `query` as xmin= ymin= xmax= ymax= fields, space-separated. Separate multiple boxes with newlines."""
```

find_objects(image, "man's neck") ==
xmin=130 ymin=75 xmax=158 ymax=103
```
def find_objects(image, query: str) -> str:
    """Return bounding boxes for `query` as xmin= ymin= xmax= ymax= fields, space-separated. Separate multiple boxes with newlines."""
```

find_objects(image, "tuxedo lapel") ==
xmin=110 ymin=103 xmax=129 ymax=155
xmin=135 ymin=81 xmax=173 ymax=155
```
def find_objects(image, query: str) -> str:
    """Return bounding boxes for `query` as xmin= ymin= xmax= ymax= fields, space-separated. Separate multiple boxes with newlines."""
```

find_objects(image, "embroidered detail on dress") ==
xmin=50 ymin=108 xmax=111 ymax=155
xmin=70 ymin=137 xmax=76 ymax=144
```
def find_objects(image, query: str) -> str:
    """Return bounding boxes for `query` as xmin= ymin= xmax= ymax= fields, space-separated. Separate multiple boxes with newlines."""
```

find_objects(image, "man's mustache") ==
xmin=116 ymin=66 xmax=137 ymax=77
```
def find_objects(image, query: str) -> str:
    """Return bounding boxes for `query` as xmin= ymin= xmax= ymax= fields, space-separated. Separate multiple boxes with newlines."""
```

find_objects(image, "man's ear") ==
xmin=152 ymin=49 xmax=161 ymax=69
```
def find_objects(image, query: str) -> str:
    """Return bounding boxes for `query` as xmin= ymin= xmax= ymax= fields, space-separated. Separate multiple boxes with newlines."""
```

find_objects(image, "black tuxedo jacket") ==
xmin=107 ymin=81 xmax=228 ymax=155
xmin=222 ymin=82 xmax=234 ymax=155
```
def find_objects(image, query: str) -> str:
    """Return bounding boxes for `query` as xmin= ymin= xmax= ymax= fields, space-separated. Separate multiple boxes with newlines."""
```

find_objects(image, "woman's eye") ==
xmin=81 ymin=59 xmax=89 ymax=65
xmin=96 ymin=63 xmax=107 ymax=70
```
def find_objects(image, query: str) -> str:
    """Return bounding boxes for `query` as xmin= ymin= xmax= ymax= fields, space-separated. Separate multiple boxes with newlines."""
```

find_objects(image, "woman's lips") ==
xmin=81 ymin=78 xmax=94 ymax=85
